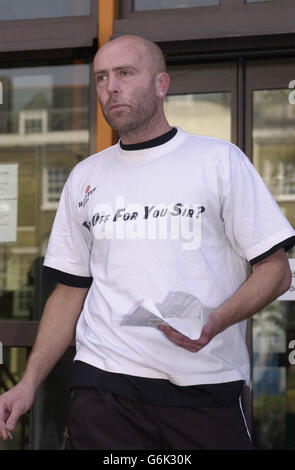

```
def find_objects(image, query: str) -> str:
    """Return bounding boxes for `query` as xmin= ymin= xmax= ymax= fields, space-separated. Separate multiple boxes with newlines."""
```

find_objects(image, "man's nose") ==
xmin=107 ymin=73 xmax=119 ymax=94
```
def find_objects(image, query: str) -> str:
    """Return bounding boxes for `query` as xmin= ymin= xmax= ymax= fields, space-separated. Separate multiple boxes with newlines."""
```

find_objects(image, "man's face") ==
xmin=93 ymin=39 xmax=160 ymax=136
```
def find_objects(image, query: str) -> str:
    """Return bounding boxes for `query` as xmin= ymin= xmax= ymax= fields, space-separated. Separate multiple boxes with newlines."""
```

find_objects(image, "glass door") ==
xmin=166 ymin=59 xmax=295 ymax=448
xmin=246 ymin=58 xmax=295 ymax=450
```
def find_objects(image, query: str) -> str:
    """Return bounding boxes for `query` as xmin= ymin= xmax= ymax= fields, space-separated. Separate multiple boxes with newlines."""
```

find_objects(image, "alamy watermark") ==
xmin=0 ymin=80 xmax=3 ymax=105
xmin=0 ymin=341 xmax=3 ymax=365
xmin=82 ymin=196 xmax=205 ymax=251
xmin=288 ymin=80 xmax=295 ymax=105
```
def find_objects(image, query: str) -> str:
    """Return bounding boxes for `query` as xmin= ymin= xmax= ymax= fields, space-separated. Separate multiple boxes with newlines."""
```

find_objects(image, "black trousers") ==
xmin=64 ymin=387 xmax=254 ymax=450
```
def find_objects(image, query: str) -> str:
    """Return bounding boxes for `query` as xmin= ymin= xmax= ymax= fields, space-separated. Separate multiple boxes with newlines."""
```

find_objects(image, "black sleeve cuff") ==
xmin=43 ymin=266 xmax=93 ymax=288
xmin=249 ymin=236 xmax=295 ymax=265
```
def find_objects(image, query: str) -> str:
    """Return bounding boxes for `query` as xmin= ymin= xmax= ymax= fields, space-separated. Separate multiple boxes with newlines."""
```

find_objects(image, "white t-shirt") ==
xmin=44 ymin=128 xmax=295 ymax=386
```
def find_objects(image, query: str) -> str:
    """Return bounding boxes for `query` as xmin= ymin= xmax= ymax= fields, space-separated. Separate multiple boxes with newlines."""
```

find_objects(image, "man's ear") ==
xmin=155 ymin=72 xmax=170 ymax=98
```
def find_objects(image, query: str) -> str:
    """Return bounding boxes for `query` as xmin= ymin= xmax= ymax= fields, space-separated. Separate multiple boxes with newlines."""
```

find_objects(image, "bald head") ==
xmin=121 ymin=35 xmax=167 ymax=74
xmin=96 ymin=35 xmax=166 ymax=76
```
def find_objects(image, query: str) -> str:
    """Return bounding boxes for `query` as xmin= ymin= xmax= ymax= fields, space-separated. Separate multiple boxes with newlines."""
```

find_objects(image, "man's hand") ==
xmin=0 ymin=381 xmax=35 ymax=440
xmin=158 ymin=313 xmax=221 ymax=352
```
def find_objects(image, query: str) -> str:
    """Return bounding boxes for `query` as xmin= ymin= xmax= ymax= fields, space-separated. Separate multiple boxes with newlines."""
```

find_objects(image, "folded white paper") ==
xmin=120 ymin=291 xmax=212 ymax=340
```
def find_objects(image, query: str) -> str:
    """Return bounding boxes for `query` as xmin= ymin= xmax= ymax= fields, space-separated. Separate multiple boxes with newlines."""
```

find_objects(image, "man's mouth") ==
xmin=109 ymin=104 xmax=128 ymax=112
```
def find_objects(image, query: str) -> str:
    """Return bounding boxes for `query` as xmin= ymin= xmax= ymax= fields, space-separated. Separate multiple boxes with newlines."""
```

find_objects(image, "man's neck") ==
xmin=120 ymin=119 xmax=172 ymax=146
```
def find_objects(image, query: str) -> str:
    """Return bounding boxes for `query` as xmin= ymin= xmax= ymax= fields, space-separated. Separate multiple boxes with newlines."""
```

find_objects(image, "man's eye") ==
xmin=120 ymin=70 xmax=132 ymax=77
xmin=96 ymin=75 xmax=107 ymax=83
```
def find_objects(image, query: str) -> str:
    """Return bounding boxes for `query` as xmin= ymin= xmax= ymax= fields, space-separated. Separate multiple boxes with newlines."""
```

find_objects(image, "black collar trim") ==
xmin=120 ymin=127 xmax=177 ymax=151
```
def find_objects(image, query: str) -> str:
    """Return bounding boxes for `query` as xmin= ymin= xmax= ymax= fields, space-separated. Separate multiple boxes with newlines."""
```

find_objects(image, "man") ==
xmin=0 ymin=35 xmax=294 ymax=450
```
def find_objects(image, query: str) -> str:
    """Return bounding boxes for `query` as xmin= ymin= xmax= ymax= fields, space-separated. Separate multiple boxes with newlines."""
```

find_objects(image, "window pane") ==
xmin=164 ymin=93 xmax=231 ymax=141
xmin=252 ymin=89 xmax=295 ymax=227
xmin=0 ymin=63 xmax=90 ymax=320
xmin=252 ymin=88 xmax=295 ymax=449
xmin=133 ymin=0 xmax=219 ymax=11
xmin=0 ymin=0 xmax=91 ymax=21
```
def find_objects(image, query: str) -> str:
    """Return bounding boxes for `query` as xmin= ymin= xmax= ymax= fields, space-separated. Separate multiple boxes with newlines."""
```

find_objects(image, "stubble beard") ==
xmin=100 ymin=86 xmax=159 ymax=138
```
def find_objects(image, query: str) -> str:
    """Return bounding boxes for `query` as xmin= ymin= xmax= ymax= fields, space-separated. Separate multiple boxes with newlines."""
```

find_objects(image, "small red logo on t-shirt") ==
xmin=79 ymin=185 xmax=96 ymax=208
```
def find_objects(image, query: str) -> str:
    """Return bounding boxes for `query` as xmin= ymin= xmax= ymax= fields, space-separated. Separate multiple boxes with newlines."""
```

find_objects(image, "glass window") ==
xmin=133 ymin=0 xmax=219 ymax=11
xmin=0 ymin=0 xmax=91 ymax=21
xmin=0 ymin=62 xmax=90 ymax=320
xmin=42 ymin=167 xmax=70 ymax=209
xmin=252 ymin=88 xmax=295 ymax=449
xmin=252 ymin=89 xmax=295 ymax=227
xmin=164 ymin=93 xmax=231 ymax=141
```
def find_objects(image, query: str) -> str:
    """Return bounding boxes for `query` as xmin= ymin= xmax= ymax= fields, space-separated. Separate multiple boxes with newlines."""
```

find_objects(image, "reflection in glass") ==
xmin=252 ymin=88 xmax=295 ymax=449
xmin=252 ymin=89 xmax=295 ymax=227
xmin=164 ymin=93 xmax=231 ymax=141
xmin=0 ymin=0 xmax=91 ymax=21
xmin=0 ymin=63 xmax=90 ymax=320
xmin=133 ymin=0 xmax=219 ymax=11
xmin=0 ymin=348 xmax=30 ymax=450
